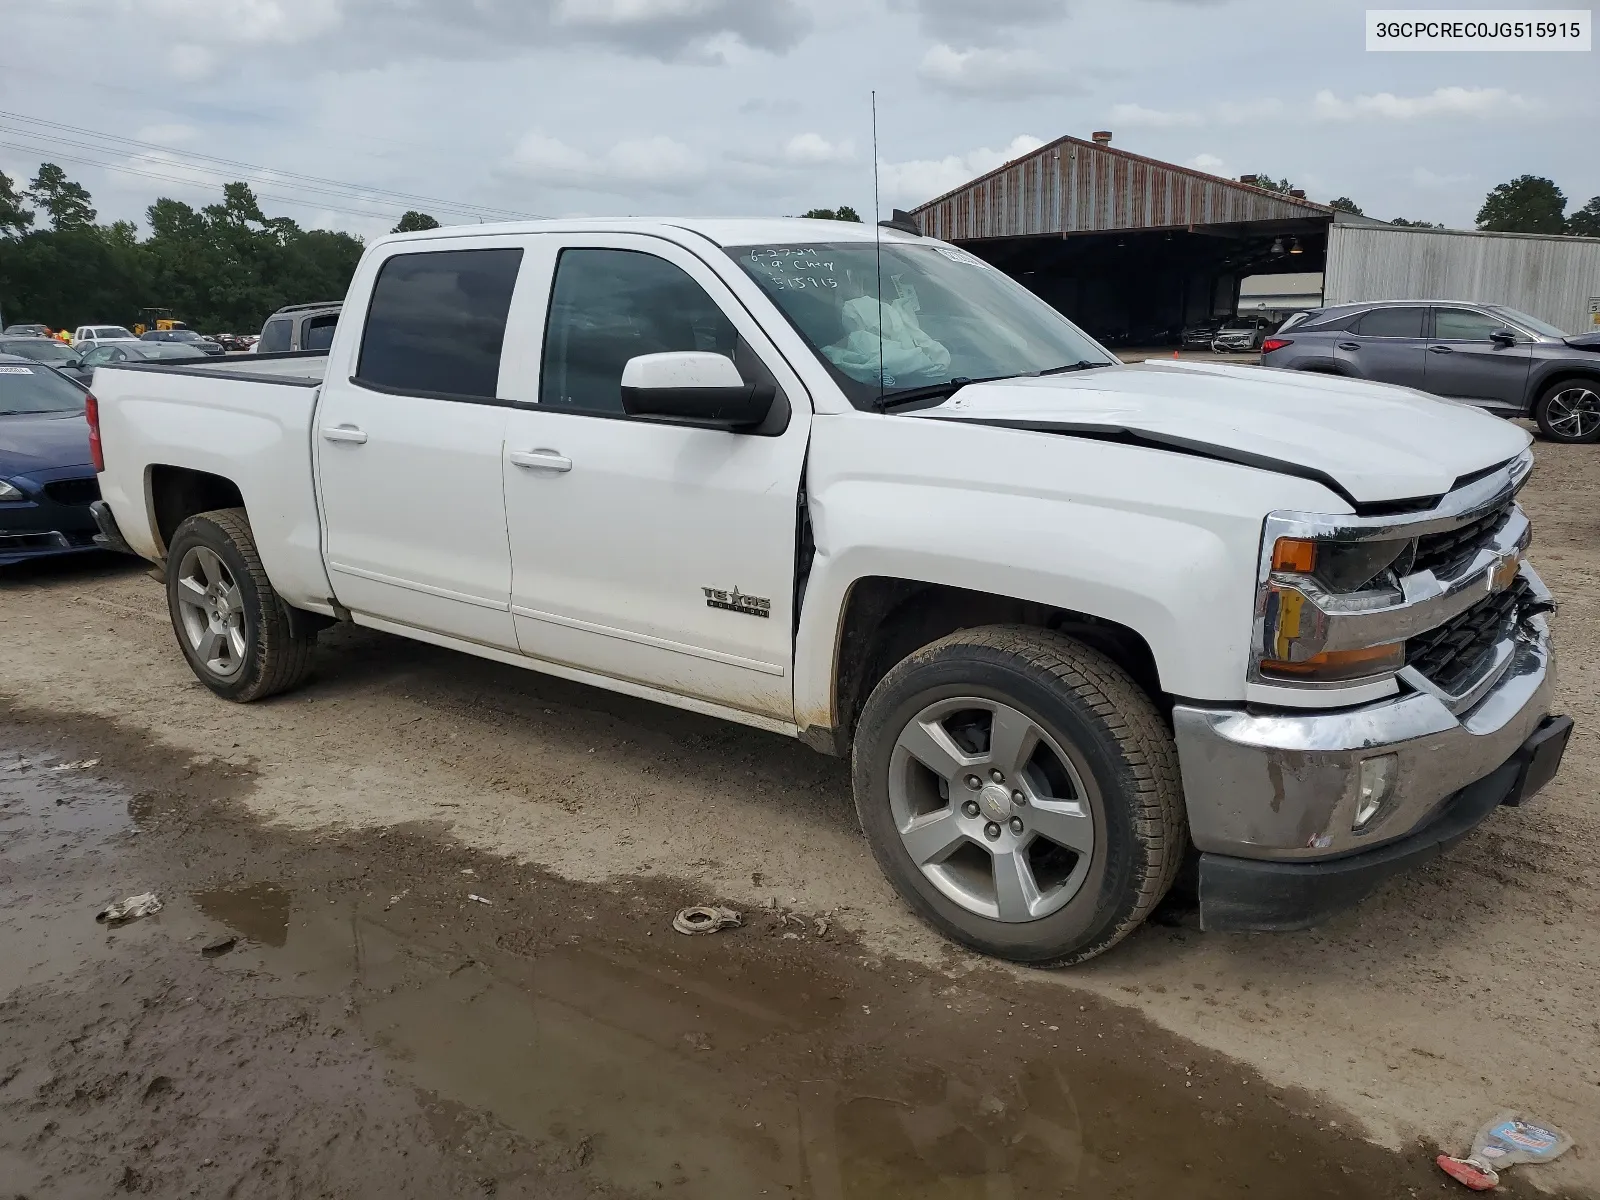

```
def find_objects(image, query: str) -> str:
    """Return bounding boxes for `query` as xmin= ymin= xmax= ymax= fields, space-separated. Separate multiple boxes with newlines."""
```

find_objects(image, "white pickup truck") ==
xmin=87 ymin=218 xmax=1571 ymax=964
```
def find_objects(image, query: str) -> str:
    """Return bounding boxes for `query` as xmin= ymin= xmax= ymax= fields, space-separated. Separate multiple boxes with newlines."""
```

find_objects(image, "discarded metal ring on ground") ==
xmin=673 ymin=905 xmax=742 ymax=935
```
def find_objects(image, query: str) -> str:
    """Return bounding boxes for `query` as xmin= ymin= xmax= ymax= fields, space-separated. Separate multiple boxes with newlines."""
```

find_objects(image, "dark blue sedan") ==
xmin=0 ymin=353 xmax=101 ymax=566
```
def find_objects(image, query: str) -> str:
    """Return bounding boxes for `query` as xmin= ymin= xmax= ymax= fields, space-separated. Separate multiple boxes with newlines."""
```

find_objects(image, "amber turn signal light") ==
xmin=1259 ymin=642 xmax=1405 ymax=683
xmin=1271 ymin=537 xmax=1317 ymax=574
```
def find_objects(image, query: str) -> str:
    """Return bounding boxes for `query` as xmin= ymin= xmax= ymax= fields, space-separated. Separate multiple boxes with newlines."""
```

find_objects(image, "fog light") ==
xmin=1353 ymin=754 xmax=1399 ymax=831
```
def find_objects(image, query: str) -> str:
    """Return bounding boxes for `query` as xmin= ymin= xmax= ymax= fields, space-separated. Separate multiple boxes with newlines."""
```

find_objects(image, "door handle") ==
xmin=1336 ymin=342 xmax=1359 ymax=352
xmin=509 ymin=449 xmax=573 ymax=473
xmin=1428 ymin=345 xmax=1454 ymax=354
xmin=321 ymin=425 xmax=368 ymax=444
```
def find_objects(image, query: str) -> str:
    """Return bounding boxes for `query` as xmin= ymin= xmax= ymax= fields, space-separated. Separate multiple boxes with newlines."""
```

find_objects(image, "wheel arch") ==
xmin=146 ymin=465 xmax=244 ymax=557
xmin=799 ymin=576 xmax=1165 ymax=756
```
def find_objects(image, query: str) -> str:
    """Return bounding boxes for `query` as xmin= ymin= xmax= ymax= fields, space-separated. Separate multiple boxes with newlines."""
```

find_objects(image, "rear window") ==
xmin=0 ymin=363 xmax=85 ymax=414
xmin=258 ymin=318 xmax=292 ymax=354
xmin=1 ymin=339 xmax=77 ymax=364
xmin=1354 ymin=307 xmax=1425 ymax=338
xmin=356 ymin=248 xmax=523 ymax=400
xmin=95 ymin=327 xmax=134 ymax=339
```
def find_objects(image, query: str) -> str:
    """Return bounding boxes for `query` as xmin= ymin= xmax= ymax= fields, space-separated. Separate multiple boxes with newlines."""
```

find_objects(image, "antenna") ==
xmin=871 ymin=90 xmax=884 ymax=402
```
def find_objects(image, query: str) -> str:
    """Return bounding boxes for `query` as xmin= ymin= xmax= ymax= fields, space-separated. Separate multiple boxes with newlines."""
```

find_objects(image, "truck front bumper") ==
xmin=1172 ymin=614 xmax=1567 ymax=932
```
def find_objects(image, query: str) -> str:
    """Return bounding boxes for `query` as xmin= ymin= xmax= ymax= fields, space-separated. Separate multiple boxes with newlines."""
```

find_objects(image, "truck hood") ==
xmin=0 ymin=410 xmax=92 ymax=475
xmin=910 ymin=360 xmax=1531 ymax=507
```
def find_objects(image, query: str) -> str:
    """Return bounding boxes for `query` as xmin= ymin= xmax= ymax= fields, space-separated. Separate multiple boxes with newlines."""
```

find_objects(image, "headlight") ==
xmin=0 ymin=480 xmax=22 ymax=501
xmin=1258 ymin=534 xmax=1414 ymax=684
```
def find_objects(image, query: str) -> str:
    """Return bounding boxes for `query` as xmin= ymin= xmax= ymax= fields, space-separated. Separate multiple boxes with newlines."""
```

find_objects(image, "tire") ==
xmin=852 ymin=626 xmax=1185 ymax=966
xmin=165 ymin=507 xmax=315 ymax=702
xmin=1533 ymin=379 xmax=1600 ymax=444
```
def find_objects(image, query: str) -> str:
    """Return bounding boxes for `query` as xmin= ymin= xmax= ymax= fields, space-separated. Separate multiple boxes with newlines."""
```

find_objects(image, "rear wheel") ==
xmin=165 ymin=508 xmax=314 ymax=702
xmin=1533 ymin=380 xmax=1600 ymax=444
xmin=851 ymin=627 xmax=1185 ymax=966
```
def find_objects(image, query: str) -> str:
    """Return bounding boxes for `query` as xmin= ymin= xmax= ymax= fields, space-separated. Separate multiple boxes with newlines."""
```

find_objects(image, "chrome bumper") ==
xmin=1173 ymin=611 xmax=1555 ymax=862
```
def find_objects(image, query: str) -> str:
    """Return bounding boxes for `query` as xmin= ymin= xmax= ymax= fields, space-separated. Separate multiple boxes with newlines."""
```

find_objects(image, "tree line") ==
xmin=0 ymin=163 xmax=439 ymax=334
xmin=1257 ymin=170 xmax=1600 ymax=236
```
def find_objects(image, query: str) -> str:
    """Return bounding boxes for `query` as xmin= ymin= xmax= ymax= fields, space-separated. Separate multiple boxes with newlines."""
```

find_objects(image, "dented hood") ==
xmin=910 ymin=360 xmax=1531 ymax=506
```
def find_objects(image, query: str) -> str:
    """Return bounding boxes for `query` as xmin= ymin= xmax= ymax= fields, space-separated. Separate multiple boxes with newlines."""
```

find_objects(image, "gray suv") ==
xmin=1260 ymin=301 xmax=1600 ymax=443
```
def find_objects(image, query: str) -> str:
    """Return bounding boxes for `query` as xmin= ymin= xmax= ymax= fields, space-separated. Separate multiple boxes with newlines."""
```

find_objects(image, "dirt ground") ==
xmin=1 ymin=434 xmax=1597 ymax=1196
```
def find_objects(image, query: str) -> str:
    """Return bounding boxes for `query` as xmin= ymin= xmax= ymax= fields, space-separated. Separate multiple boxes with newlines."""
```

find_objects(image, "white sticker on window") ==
xmin=0 ymin=365 xmax=36 ymax=374
xmin=934 ymin=246 xmax=984 ymax=267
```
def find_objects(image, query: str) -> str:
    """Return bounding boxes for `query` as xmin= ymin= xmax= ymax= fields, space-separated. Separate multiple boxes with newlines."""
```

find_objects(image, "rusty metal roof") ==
xmin=912 ymin=134 xmax=1332 ymax=242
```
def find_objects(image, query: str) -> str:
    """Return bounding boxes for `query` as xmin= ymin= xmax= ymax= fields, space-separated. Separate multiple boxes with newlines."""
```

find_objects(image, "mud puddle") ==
xmin=0 ymin=729 xmax=1566 ymax=1199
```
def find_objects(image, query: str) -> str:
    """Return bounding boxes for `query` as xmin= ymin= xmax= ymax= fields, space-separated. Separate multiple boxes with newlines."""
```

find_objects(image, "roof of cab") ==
xmin=371 ymin=217 xmax=933 ymax=252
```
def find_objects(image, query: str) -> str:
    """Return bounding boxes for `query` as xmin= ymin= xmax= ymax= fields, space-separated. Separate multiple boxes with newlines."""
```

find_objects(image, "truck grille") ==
xmin=43 ymin=478 xmax=100 ymax=507
xmin=1411 ymin=501 xmax=1511 ymax=579
xmin=1406 ymin=576 xmax=1530 ymax=694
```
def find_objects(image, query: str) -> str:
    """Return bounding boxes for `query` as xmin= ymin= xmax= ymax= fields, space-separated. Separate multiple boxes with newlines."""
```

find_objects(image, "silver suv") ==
xmin=1260 ymin=301 xmax=1600 ymax=443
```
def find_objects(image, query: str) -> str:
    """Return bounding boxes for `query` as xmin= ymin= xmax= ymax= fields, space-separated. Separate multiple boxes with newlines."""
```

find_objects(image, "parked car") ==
xmin=256 ymin=301 xmax=341 ymax=353
xmin=0 ymin=335 xmax=86 ymax=381
xmin=1179 ymin=319 xmax=1224 ymax=350
xmin=1260 ymin=301 xmax=1600 ymax=444
xmin=77 ymin=342 xmax=208 ymax=382
xmin=73 ymin=326 xmax=140 ymax=352
xmin=2 ymin=323 xmax=53 ymax=338
xmin=0 ymin=353 xmax=100 ymax=566
xmin=141 ymin=328 xmax=225 ymax=356
xmin=89 ymin=217 xmax=1568 ymax=965
xmin=1211 ymin=316 xmax=1275 ymax=353
xmin=213 ymin=332 xmax=252 ymax=352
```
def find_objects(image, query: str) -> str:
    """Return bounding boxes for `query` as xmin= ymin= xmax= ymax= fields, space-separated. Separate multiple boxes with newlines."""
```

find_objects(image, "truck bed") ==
xmin=103 ymin=350 xmax=328 ymax=385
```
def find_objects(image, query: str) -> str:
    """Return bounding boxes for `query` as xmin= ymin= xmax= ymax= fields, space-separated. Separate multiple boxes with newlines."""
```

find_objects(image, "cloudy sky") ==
xmin=0 ymin=0 xmax=1594 ymax=239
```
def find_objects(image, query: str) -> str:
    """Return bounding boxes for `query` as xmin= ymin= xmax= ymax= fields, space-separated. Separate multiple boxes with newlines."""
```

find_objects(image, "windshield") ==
xmin=0 ymin=362 xmax=86 ymax=414
xmin=95 ymin=327 xmax=135 ymax=339
xmin=171 ymin=329 xmax=204 ymax=341
xmin=1486 ymin=306 xmax=1569 ymax=339
xmin=729 ymin=241 xmax=1114 ymax=407
xmin=0 ymin=340 xmax=78 ymax=364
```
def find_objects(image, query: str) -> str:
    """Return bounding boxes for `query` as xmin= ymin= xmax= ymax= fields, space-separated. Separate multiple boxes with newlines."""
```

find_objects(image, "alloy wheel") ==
xmin=174 ymin=545 xmax=248 ymax=680
xmin=1545 ymin=386 xmax=1600 ymax=441
xmin=888 ymin=697 xmax=1096 ymax=923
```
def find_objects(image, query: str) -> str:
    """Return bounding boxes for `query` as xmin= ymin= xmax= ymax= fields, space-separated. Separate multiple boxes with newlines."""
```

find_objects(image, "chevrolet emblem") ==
xmin=1491 ymin=554 xmax=1521 ymax=593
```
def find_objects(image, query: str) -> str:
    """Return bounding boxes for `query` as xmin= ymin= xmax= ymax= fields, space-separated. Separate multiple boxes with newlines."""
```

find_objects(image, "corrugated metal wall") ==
xmin=1326 ymin=224 xmax=1600 ymax=335
xmin=912 ymin=136 xmax=1327 ymax=241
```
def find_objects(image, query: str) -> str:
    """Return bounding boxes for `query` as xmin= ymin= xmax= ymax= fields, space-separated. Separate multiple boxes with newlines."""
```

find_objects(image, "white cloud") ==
xmin=504 ymin=132 xmax=707 ymax=193
xmin=879 ymin=134 xmax=1045 ymax=208
xmin=1108 ymin=102 xmax=1202 ymax=128
xmin=135 ymin=124 xmax=199 ymax=145
xmin=1312 ymin=86 xmax=1536 ymax=121
xmin=1186 ymin=153 xmax=1228 ymax=176
xmin=892 ymin=0 xmax=1068 ymax=37
xmin=166 ymin=43 xmax=217 ymax=81
xmin=919 ymin=43 xmax=1084 ymax=99
xmin=781 ymin=133 xmax=855 ymax=166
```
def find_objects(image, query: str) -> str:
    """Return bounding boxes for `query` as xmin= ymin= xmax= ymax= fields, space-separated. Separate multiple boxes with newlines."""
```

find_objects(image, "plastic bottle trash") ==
xmin=96 ymin=893 xmax=163 ymax=924
xmin=1436 ymin=1113 xmax=1573 ymax=1191
xmin=673 ymin=906 xmax=742 ymax=935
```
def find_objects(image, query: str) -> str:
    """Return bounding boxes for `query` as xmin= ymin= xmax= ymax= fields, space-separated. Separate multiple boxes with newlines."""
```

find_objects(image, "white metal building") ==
xmin=1324 ymin=223 xmax=1600 ymax=335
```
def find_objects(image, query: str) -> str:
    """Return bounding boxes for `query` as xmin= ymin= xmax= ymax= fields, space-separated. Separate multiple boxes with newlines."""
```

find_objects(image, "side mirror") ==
xmin=620 ymin=352 xmax=774 ymax=429
xmin=1490 ymin=329 xmax=1518 ymax=347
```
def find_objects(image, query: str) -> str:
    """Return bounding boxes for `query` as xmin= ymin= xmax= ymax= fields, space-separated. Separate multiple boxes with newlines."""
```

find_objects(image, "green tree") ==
xmin=800 ymin=206 xmax=862 ymax=222
xmin=1328 ymin=196 xmax=1363 ymax=215
xmin=0 ymin=169 xmax=33 ymax=237
xmin=1476 ymin=174 xmax=1566 ymax=234
xmin=392 ymin=210 xmax=441 ymax=232
xmin=1568 ymin=196 xmax=1600 ymax=238
xmin=1248 ymin=174 xmax=1292 ymax=194
xmin=27 ymin=163 xmax=97 ymax=231
xmin=1389 ymin=217 xmax=1443 ymax=228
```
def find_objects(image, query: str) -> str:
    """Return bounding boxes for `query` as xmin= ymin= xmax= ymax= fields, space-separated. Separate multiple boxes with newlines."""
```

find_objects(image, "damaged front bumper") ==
xmin=1172 ymin=596 xmax=1567 ymax=932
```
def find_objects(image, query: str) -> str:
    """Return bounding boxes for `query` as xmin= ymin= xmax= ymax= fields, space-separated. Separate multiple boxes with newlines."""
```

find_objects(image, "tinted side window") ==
xmin=357 ymin=248 xmax=522 ymax=400
xmin=303 ymin=313 xmax=339 ymax=352
xmin=541 ymin=248 xmax=738 ymax=414
xmin=1354 ymin=307 xmax=1425 ymax=338
xmin=1434 ymin=308 xmax=1512 ymax=341
xmin=259 ymin=318 xmax=292 ymax=354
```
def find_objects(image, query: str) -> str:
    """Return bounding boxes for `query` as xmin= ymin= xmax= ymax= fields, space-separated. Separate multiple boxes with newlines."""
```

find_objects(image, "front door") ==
xmin=1425 ymin=307 xmax=1533 ymax=411
xmin=502 ymin=237 xmax=811 ymax=722
xmin=1336 ymin=305 xmax=1429 ymax=389
xmin=315 ymin=244 xmax=525 ymax=649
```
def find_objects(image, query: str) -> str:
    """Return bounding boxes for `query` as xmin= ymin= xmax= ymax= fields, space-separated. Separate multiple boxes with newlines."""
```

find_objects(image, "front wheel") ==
xmin=165 ymin=508 xmax=315 ymax=702
xmin=851 ymin=627 xmax=1186 ymax=966
xmin=1533 ymin=380 xmax=1600 ymax=444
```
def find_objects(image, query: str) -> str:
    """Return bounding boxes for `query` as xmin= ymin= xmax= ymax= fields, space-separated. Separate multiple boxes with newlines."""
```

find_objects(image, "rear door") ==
xmin=1424 ymin=306 xmax=1533 ymax=411
xmin=1335 ymin=306 xmax=1429 ymax=388
xmin=500 ymin=235 xmax=811 ymax=722
xmin=313 ymin=241 xmax=525 ymax=649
